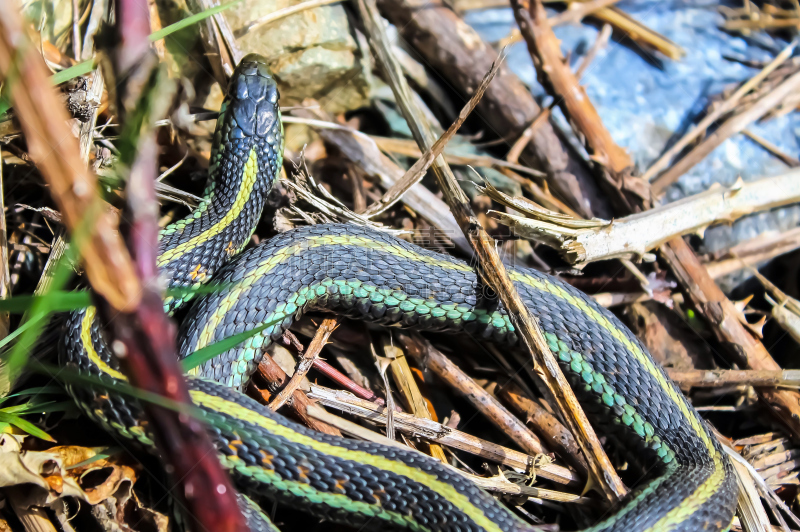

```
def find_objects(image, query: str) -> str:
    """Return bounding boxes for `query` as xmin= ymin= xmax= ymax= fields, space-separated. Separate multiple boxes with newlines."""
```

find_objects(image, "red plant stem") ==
xmin=312 ymin=358 xmax=385 ymax=406
xmin=100 ymin=1 xmax=247 ymax=530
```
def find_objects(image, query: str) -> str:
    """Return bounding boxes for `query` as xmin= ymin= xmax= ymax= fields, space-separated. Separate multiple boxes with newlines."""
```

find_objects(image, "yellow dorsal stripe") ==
xmin=80 ymin=307 xmax=127 ymax=381
xmin=190 ymin=390 xmax=505 ymax=532
xmin=190 ymin=235 xmax=472 ymax=352
xmin=157 ymin=148 xmax=260 ymax=267
xmin=186 ymin=234 xmax=728 ymax=527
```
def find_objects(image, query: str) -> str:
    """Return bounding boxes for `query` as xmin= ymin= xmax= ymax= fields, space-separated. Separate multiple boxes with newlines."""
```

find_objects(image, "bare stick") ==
xmin=549 ymin=0 xmax=620 ymax=26
xmin=376 ymin=0 xmax=612 ymax=219
xmin=661 ymin=237 xmax=800 ymax=437
xmin=491 ymin=170 xmax=800 ymax=265
xmin=312 ymin=358 xmax=386 ymax=406
xmin=254 ymin=351 xmax=342 ymax=436
xmin=704 ymin=227 xmax=800 ymax=279
xmin=495 ymin=381 xmax=588 ymax=473
xmin=574 ymin=24 xmax=612 ymax=80
xmin=512 ymin=0 xmax=650 ymax=214
xmin=666 ymin=369 xmax=800 ymax=389
xmin=360 ymin=51 xmax=508 ymax=217
xmin=742 ymin=129 xmax=800 ymax=168
xmin=396 ymin=333 xmax=550 ymax=459
xmin=384 ymin=338 xmax=448 ymax=462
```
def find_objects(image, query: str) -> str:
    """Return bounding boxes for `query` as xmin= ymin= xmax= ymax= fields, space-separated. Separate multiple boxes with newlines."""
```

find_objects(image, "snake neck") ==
xmin=157 ymin=56 xmax=283 ymax=309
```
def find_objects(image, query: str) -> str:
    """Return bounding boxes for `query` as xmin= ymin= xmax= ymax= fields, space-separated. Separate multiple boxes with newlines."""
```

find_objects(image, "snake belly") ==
xmin=60 ymin=54 xmax=738 ymax=532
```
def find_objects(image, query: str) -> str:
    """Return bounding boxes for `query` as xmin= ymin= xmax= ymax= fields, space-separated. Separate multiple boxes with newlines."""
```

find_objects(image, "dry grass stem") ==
xmin=371 ymin=136 xmax=544 ymax=178
xmin=361 ymin=51 xmax=509 ymax=217
xmin=666 ymin=369 xmax=800 ymax=389
xmin=0 ymin=6 xmax=140 ymax=312
xmin=747 ymin=266 xmax=800 ymax=345
xmin=703 ymin=227 xmax=800 ymax=279
xmin=643 ymin=37 xmax=798 ymax=182
xmin=384 ymin=339 xmax=448 ymax=462
xmin=742 ymin=129 xmax=800 ymax=167
xmin=291 ymin=108 xmax=472 ymax=254
xmin=457 ymin=472 xmax=590 ymax=503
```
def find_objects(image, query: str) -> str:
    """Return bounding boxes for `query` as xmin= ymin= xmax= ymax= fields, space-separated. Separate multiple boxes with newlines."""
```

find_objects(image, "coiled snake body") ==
xmin=60 ymin=54 xmax=738 ymax=532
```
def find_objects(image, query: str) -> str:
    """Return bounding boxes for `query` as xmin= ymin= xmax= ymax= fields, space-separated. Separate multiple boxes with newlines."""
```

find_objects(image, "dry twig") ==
xmin=661 ymin=238 xmax=800 ymax=437
xmin=360 ymin=52 xmax=517 ymax=217
xmin=642 ymin=38 xmax=798 ymax=183
xmin=396 ymin=333 xmax=550 ymax=459
xmin=703 ymin=227 xmax=800 ymax=279
xmin=268 ymin=318 xmax=339 ymax=410
xmin=666 ymin=369 xmax=800 ymax=389
xmin=383 ymin=338 xmax=448 ymax=462
xmin=651 ymin=68 xmax=800 ymax=195
xmin=376 ymin=0 xmax=612 ymax=219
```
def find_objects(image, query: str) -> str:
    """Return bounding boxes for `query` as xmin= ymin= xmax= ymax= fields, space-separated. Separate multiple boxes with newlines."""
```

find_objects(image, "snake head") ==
xmin=225 ymin=54 xmax=280 ymax=140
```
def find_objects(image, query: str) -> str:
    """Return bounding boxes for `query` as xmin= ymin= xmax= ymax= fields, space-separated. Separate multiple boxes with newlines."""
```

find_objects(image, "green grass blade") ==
xmin=148 ymin=0 xmax=244 ymax=42
xmin=51 ymin=61 xmax=95 ymax=85
xmin=0 ymin=411 xmax=54 ymax=441
xmin=0 ymin=317 xmax=43 ymax=352
xmin=181 ymin=317 xmax=284 ymax=372
xmin=2 ymin=400 xmax=75 ymax=415
xmin=0 ymin=291 xmax=91 ymax=314
xmin=0 ymin=282 xmax=236 ymax=316
xmin=49 ymin=0 xmax=244 ymax=86
xmin=4 ymin=385 xmax=65 ymax=398
xmin=30 ymin=361 xmax=200 ymax=418
xmin=4 ymin=200 xmax=107 ymax=384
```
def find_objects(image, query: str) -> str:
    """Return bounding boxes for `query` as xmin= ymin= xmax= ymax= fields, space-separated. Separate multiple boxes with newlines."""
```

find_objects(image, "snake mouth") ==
xmin=228 ymin=55 xmax=280 ymax=139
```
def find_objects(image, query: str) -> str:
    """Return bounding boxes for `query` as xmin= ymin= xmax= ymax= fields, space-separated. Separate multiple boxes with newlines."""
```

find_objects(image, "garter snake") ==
xmin=60 ymin=54 xmax=738 ymax=531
